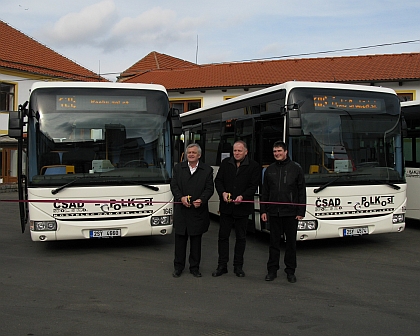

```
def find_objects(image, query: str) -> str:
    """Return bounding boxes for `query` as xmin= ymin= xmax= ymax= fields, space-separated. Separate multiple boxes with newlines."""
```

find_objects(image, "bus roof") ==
xmin=401 ymin=100 xmax=420 ymax=118
xmin=30 ymin=81 xmax=167 ymax=94
xmin=180 ymin=81 xmax=397 ymax=122
xmin=401 ymin=100 xmax=420 ymax=108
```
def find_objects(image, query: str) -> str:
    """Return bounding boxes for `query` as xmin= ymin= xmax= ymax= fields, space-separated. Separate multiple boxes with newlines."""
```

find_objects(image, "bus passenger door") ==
xmin=183 ymin=125 xmax=203 ymax=161
xmin=173 ymin=134 xmax=185 ymax=163
xmin=255 ymin=118 xmax=285 ymax=166
xmin=254 ymin=117 xmax=285 ymax=232
xmin=234 ymin=119 xmax=254 ymax=156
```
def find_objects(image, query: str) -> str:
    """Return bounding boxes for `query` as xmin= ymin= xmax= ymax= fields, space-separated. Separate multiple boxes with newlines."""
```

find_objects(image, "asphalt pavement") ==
xmin=1 ymin=191 xmax=420 ymax=336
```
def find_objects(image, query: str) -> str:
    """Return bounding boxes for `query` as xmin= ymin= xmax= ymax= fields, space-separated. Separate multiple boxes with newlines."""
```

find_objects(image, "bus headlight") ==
xmin=30 ymin=220 xmax=57 ymax=231
xmin=298 ymin=220 xmax=318 ymax=230
xmin=392 ymin=214 xmax=405 ymax=223
xmin=151 ymin=215 xmax=172 ymax=226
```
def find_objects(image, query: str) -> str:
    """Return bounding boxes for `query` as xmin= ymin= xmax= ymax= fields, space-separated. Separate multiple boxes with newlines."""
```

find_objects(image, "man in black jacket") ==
xmin=261 ymin=141 xmax=306 ymax=283
xmin=170 ymin=143 xmax=214 ymax=278
xmin=213 ymin=140 xmax=261 ymax=277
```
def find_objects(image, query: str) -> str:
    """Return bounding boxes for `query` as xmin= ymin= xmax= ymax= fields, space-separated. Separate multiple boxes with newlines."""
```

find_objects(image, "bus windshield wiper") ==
xmin=128 ymin=181 xmax=159 ymax=191
xmin=51 ymin=178 xmax=80 ymax=195
xmin=51 ymin=178 xmax=159 ymax=195
xmin=314 ymin=176 xmax=343 ymax=193
xmin=98 ymin=177 xmax=160 ymax=191
xmin=313 ymin=173 xmax=368 ymax=193
xmin=368 ymin=180 xmax=401 ymax=190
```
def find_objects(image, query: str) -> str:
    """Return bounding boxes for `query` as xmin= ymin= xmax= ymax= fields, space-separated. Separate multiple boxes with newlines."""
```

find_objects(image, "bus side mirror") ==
xmin=288 ymin=109 xmax=302 ymax=136
xmin=170 ymin=108 xmax=182 ymax=136
xmin=8 ymin=111 xmax=23 ymax=139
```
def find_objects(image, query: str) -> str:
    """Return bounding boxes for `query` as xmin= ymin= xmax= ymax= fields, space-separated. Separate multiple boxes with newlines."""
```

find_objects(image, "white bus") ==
xmin=180 ymin=81 xmax=406 ymax=240
xmin=9 ymin=82 xmax=181 ymax=241
xmin=401 ymin=100 xmax=420 ymax=221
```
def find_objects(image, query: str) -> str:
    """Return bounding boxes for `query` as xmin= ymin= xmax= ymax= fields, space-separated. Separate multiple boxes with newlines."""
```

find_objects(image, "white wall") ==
xmin=381 ymin=81 xmax=420 ymax=100
xmin=169 ymin=87 xmax=262 ymax=108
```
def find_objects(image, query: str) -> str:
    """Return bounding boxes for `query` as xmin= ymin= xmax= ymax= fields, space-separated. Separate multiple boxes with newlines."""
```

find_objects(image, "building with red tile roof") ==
xmin=0 ymin=20 xmax=106 ymax=83
xmin=120 ymin=51 xmax=420 ymax=112
xmin=119 ymin=51 xmax=198 ymax=82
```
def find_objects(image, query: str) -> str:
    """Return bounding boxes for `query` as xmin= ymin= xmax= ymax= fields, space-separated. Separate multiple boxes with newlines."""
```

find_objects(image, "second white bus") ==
xmin=401 ymin=100 xmax=420 ymax=221
xmin=179 ymin=81 xmax=406 ymax=240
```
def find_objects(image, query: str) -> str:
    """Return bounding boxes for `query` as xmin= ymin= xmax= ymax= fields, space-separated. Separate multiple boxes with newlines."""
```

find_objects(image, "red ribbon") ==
xmin=0 ymin=198 xmax=310 ymax=206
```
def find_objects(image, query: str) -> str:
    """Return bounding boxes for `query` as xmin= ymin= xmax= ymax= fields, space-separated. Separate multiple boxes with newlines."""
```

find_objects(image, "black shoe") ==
xmin=234 ymin=268 xmax=245 ymax=277
xmin=172 ymin=269 xmax=182 ymax=278
xmin=287 ymin=274 xmax=297 ymax=283
xmin=190 ymin=269 xmax=202 ymax=277
xmin=265 ymin=273 xmax=277 ymax=281
xmin=212 ymin=267 xmax=228 ymax=277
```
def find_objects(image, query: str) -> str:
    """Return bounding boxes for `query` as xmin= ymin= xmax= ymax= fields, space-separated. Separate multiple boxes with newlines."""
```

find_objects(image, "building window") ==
xmin=224 ymin=96 xmax=238 ymax=100
xmin=0 ymin=82 xmax=15 ymax=111
xmin=396 ymin=90 xmax=415 ymax=102
xmin=170 ymin=99 xmax=201 ymax=114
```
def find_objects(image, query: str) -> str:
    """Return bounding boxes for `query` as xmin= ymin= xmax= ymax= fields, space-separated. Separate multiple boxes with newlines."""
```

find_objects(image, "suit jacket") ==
xmin=215 ymin=155 xmax=261 ymax=217
xmin=170 ymin=161 xmax=214 ymax=235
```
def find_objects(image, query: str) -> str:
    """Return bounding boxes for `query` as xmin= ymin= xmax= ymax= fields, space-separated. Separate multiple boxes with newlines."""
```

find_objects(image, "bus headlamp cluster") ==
xmin=298 ymin=220 xmax=318 ymax=231
xmin=151 ymin=215 xmax=172 ymax=226
xmin=30 ymin=220 xmax=57 ymax=231
xmin=392 ymin=214 xmax=405 ymax=223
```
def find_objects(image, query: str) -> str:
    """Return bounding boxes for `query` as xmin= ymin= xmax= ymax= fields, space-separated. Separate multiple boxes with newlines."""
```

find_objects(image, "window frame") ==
xmin=0 ymin=81 xmax=16 ymax=111
xmin=396 ymin=90 xmax=416 ymax=102
xmin=170 ymin=98 xmax=202 ymax=114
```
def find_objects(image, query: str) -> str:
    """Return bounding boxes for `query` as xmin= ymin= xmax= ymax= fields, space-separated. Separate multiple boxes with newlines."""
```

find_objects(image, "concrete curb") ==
xmin=0 ymin=183 xmax=18 ymax=193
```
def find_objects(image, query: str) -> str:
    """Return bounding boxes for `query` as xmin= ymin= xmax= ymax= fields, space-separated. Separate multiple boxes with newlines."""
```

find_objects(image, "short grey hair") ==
xmin=186 ymin=143 xmax=202 ymax=155
xmin=234 ymin=140 xmax=247 ymax=149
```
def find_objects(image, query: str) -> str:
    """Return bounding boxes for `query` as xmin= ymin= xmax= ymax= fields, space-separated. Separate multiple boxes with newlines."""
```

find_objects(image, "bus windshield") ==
xmin=28 ymin=88 xmax=171 ymax=187
xmin=288 ymin=88 xmax=404 ymax=186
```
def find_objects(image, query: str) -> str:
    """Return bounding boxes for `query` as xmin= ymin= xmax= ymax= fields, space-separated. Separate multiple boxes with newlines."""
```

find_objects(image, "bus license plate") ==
xmin=343 ymin=227 xmax=369 ymax=236
xmin=90 ymin=229 xmax=121 ymax=238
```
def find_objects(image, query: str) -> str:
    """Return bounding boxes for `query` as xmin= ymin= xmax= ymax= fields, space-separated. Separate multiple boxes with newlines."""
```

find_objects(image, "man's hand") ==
xmin=181 ymin=196 xmax=191 ymax=207
xmin=233 ymin=195 xmax=243 ymax=205
xmin=222 ymin=192 xmax=231 ymax=203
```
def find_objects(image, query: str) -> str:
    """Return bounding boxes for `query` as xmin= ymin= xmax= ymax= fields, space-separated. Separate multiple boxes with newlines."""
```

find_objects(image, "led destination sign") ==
xmin=56 ymin=95 xmax=147 ymax=111
xmin=313 ymin=95 xmax=383 ymax=111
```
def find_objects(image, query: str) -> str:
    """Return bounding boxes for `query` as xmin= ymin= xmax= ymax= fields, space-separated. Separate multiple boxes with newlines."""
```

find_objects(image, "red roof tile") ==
xmin=0 ymin=20 xmax=107 ymax=82
xmin=120 ymin=52 xmax=420 ymax=90
xmin=118 ymin=51 xmax=198 ymax=81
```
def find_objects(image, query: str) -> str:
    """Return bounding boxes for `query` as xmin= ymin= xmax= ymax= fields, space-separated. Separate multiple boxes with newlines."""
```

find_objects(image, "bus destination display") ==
xmin=313 ymin=95 xmax=383 ymax=111
xmin=56 ymin=95 xmax=147 ymax=111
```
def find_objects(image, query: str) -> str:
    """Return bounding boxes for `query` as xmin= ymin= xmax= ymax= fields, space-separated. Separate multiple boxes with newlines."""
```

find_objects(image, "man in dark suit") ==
xmin=170 ymin=143 xmax=214 ymax=278
xmin=212 ymin=140 xmax=261 ymax=277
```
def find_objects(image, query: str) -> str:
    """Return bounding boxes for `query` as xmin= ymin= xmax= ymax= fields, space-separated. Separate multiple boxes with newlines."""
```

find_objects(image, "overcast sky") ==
xmin=2 ymin=0 xmax=420 ymax=81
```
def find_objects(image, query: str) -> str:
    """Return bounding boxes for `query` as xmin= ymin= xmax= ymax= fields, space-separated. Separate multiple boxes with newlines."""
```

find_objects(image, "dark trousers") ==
xmin=267 ymin=215 xmax=298 ymax=275
xmin=217 ymin=214 xmax=248 ymax=269
xmin=174 ymin=233 xmax=202 ymax=271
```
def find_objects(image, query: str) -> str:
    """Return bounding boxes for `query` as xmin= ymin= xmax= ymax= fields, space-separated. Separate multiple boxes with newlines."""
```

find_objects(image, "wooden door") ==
xmin=2 ymin=147 xmax=18 ymax=183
